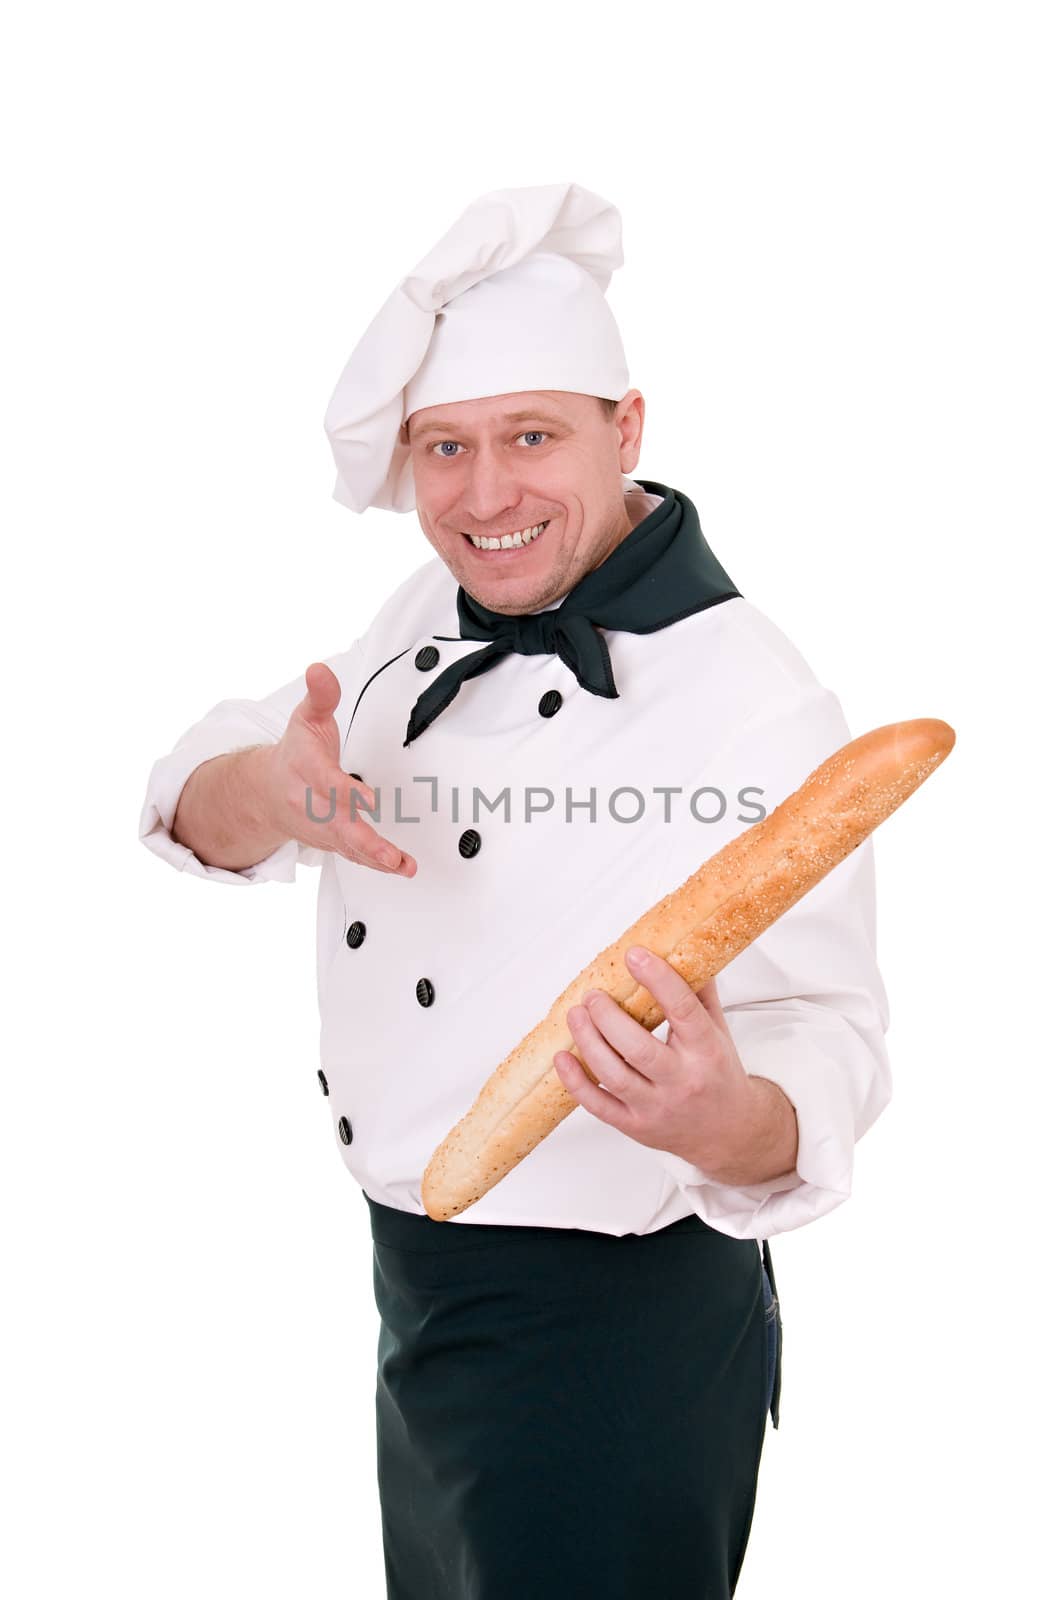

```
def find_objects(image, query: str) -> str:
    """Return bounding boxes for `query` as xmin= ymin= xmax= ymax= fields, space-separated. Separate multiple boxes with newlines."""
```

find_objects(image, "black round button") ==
xmin=317 ymin=1069 xmax=329 ymax=1097
xmin=538 ymin=689 xmax=563 ymax=718
xmin=415 ymin=646 xmax=440 ymax=671
xmin=338 ymin=1115 xmax=353 ymax=1146
xmin=416 ymin=977 xmax=435 ymax=1008
xmin=346 ymin=921 xmax=366 ymax=949
xmin=458 ymin=828 xmax=482 ymax=859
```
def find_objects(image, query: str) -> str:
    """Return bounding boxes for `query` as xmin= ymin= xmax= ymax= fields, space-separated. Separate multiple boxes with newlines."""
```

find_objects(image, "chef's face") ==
xmin=403 ymin=389 xmax=645 ymax=614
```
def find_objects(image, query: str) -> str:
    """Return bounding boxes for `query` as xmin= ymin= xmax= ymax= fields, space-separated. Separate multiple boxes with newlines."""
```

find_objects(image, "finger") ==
xmin=695 ymin=974 xmax=728 ymax=1032
xmin=553 ymin=1050 xmax=632 ymax=1132
xmin=566 ymin=1002 xmax=649 ymax=1099
xmin=307 ymin=768 xmax=417 ymax=875
xmin=336 ymin=828 xmax=417 ymax=875
xmin=346 ymin=819 xmax=417 ymax=875
xmin=342 ymin=801 xmax=415 ymax=873
xmin=337 ymin=767 xmax=380 ymax=815
xmin=575 ymin=988 xmax=670 ymax=1081
xmin=300 ymin=662 xmax=341 ymax=725
xmin=377 ymin=842 xmax=417 ymax=875
xmin=623 ymin=946 xmax=717 ymax=1049
xmin=302 ymin=789 xmax=417 ymax=875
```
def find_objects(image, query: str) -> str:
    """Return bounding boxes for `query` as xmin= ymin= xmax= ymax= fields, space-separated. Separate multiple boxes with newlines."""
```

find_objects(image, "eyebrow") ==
xmin=408 ymin=409 xmax=571 ymax=441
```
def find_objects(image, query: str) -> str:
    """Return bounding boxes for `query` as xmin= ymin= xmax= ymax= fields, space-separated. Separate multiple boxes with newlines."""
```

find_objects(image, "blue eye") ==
xmin=429 ymin=431 xmax=548 ymax=457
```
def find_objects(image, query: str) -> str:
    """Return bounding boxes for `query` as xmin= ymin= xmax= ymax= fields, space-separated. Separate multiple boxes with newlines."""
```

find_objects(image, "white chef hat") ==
xmin=322 ymin=182 xmax=631 ymax=515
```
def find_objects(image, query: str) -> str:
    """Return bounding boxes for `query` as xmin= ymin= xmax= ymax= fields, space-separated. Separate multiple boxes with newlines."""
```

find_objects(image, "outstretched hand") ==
xmin=263 ymin=662 xmax=417 ymax=877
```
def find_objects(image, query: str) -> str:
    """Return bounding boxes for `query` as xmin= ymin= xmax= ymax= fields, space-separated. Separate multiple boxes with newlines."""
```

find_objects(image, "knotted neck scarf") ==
xmin=403 ymin=479 xmax=741 ymax=747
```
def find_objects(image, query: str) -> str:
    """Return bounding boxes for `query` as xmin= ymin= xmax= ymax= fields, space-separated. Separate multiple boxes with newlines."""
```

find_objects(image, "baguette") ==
xmin=420 ymin=717 xmax=955 ymax=1221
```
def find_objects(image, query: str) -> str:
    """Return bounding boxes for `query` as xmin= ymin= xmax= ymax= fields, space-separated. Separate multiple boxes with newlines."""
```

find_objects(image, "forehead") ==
xmin=406 ymin=390 xmax=587 ymax=438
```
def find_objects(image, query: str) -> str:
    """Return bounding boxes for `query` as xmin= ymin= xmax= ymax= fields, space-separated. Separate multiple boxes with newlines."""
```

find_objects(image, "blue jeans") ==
xmin=762 ymin=1261 xmax=779 ymax=1422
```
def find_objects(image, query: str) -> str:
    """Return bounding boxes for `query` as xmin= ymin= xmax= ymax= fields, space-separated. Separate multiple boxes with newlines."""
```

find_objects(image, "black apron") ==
xmin=363 ymin=1191 xmax=782 ymax=1599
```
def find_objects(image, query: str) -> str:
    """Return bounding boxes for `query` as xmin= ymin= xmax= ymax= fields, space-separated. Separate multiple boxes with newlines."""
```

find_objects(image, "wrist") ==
xmin=700 ymin=1076 xmax=799 ymax=1188
xmin=232 ymin=743 xmax=284 ymax=832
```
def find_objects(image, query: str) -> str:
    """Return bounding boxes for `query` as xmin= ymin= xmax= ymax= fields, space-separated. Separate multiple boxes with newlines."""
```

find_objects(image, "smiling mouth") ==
xmin=462 ymin=519 xmax=550 ymax=552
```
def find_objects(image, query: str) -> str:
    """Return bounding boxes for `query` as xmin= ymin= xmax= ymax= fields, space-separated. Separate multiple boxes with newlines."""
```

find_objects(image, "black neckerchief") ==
xmin=403 ymin=479 xmax=741 ymax=747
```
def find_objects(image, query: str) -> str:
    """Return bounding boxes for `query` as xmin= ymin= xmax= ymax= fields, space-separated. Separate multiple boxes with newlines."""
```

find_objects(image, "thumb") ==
xmin=300 ymin=662 xmax=341 ymax=725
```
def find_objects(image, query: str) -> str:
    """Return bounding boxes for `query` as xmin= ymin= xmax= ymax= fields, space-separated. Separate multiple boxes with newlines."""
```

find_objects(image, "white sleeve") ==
xmin=137 ymin=642 xmax=366 ymax=886
xmin=652 ymin=682 xmax=893 ymax=1240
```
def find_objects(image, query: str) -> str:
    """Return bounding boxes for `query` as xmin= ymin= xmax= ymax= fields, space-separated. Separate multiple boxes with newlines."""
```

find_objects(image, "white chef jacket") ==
xmin=138 ymin=481 xmax=891 ymax=1240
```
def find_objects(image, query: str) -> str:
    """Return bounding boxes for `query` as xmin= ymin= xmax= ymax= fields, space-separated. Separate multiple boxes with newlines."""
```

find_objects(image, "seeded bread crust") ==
xmin=420 ymin=718 xmax=956 ymax=1221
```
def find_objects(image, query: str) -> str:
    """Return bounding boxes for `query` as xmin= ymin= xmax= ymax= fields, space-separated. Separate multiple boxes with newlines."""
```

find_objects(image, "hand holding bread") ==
xmin=421 ymin=718 xmax=956 ymax=1221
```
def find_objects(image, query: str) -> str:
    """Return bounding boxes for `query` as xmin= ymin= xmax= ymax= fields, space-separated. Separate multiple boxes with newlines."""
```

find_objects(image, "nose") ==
xmin=461 ymin=446 xmax=525 ymax=529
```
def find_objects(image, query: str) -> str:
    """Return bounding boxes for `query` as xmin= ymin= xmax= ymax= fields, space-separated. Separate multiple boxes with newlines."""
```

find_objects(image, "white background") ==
xmin=3 ymin=2 xmax=1059 ymax=1595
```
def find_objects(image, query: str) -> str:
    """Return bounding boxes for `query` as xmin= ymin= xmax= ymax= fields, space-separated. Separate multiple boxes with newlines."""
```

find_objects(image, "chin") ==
xmin=469 ymin=575 xmax=551 ymax=613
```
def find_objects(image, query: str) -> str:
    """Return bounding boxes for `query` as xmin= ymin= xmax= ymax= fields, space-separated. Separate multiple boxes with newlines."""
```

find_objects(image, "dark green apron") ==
xmin=363 ymin=1191 xmax=781 ymax=1598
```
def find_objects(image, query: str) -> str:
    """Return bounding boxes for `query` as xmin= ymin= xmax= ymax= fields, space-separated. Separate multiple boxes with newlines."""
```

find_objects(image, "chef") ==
xmin=139 ymin=182 xmax=891 ymax=1599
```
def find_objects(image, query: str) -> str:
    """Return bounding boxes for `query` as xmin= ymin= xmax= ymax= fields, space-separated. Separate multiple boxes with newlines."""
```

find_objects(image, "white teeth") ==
xmin=469 ymin=521 xmax=547 ymax=550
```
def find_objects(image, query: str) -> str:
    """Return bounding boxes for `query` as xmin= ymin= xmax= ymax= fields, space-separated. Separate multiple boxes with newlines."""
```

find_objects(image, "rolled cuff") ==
xmin=656 ymin=1000 xmax=891 ymax=1241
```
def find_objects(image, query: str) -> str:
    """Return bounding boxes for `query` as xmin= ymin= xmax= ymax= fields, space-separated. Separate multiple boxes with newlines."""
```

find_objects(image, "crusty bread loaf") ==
xmin=420 ymin=718 xmax=955 ymax=1221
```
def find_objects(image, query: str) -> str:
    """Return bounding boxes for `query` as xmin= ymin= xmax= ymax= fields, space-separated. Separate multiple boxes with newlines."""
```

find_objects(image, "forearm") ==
xmin=172 ymin=744 xmax=289 ymax=871
xmin=701 ymin=1076 xmax=799 ymax=1187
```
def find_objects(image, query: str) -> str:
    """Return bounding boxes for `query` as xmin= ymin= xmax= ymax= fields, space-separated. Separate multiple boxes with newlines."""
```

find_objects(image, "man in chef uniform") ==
xmin=139 ymin=183 xmax=891 ymax=1598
